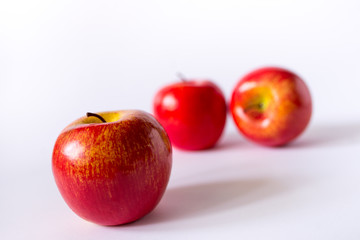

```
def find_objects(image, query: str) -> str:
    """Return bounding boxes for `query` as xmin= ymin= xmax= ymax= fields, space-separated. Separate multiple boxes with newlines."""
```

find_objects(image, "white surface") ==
xmin=1 ymin=0 xmax=360 ymax=239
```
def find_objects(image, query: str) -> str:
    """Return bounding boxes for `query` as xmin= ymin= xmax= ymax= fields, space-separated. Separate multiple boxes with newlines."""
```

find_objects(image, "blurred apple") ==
xmin=230 ymin=67 xmax=312 ymax=146
xmin=153 ymin=78 xmax=227 ymax=150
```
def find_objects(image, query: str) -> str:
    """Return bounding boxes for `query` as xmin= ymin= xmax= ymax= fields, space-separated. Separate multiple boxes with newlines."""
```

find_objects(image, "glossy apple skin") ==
xmin=230 ymin=67 xmax=312 ymax=146
xmin=52 ymin=110 xmax=172 ymax=225
xmin=153 ymin=80 xmax=227 ymax=150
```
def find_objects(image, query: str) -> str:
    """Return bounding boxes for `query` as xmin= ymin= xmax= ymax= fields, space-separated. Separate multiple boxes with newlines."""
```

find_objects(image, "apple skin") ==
xmin=153 ymin=80 xmax=227 ymax=150
xmin=52 ymin=110 xmax=172 ymax=225
xmin=230 ymin=67 xmax=312 ymax=146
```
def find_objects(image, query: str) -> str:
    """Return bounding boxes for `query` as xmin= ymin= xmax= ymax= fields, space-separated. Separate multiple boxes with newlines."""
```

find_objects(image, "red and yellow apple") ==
xmin=52 ymin=110 xmax=172 ymax=225
xmin=230 ymin=67 xmax=312 ymax=146
xmin=153 ymin=79 xmax=227 ymax=150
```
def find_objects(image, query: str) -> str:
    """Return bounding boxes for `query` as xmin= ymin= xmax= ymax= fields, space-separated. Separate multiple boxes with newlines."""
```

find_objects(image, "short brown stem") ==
xmin=176 ymin=72 xmax=187 ymax=82
xmin=86 ymin=112 xmax=106 ymax=123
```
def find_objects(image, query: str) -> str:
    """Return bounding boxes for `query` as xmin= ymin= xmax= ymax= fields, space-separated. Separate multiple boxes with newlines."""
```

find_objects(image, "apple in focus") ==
xmin=52 ymin=110 xmax=172 ymax=225
xmin=153 ymin=78 xmax=227 ymax=150
xmin=230 ymin=67 xmax=312 ymax=146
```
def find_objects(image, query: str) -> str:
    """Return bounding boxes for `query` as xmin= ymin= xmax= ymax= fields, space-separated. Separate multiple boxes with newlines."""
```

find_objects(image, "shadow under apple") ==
xmin=130 ymin=177 xmax=289 ymax=227
xmin=290 ymin=121 xmax=360 ymax=148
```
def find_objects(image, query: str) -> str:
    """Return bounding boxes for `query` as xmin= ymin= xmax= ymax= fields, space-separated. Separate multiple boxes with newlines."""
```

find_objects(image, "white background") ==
xmin=1 ymin=0 xmax=360 ymax=239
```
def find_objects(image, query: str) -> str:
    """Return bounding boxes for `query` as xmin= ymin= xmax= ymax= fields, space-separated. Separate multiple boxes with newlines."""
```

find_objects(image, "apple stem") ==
xmin=176 ymin=72 xmax=187 ymax=82
xmin=86 ymin=112 xmax=107 ymax=123
xmin=244 ymin=103 xmax=263 ymax=113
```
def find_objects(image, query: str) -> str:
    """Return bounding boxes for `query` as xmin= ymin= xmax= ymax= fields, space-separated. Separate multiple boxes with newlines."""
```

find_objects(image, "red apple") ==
xmin=52 ymin=110 xmax=172 ymax=225
xmin=153 ymin=79 xmax=227 ymax=150
xmin=230 ymin=67 xmax=312 ymax=146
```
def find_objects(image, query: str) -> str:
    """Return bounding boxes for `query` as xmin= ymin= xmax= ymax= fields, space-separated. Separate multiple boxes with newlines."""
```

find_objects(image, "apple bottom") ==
xmin=56 ymin=173 xmax=167 ymax=225
xmin=234 ymin=113 xmax=310 ymax=147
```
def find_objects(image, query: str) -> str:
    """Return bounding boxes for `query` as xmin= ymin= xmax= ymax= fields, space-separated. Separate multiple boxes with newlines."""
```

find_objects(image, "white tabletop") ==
xmin=2 ymin=121 xmax=360 ymax=239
